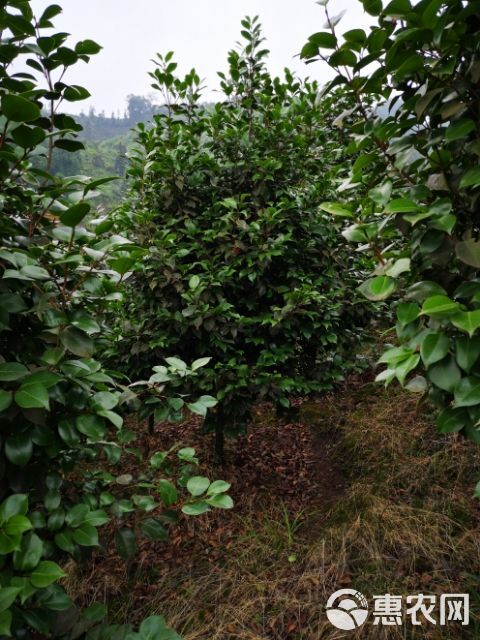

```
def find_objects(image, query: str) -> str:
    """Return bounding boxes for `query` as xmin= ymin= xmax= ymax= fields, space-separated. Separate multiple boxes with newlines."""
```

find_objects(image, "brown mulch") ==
xmin=70 ymin=394 xmax=348 ymax=611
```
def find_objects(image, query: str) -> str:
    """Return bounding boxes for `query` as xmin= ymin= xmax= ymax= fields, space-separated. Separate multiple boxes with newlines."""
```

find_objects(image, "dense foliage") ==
xmin=114 ymin=18 xmax=371 ymax=458
xmin=0 ymin=2 xmax=231 ymax=637
xmin=302 ymin=0 xmax=480 ymax=444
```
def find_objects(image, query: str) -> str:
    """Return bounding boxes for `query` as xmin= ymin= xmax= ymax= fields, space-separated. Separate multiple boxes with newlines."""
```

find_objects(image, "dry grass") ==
xmin=64 ymin=385 xmax=480 ymax=639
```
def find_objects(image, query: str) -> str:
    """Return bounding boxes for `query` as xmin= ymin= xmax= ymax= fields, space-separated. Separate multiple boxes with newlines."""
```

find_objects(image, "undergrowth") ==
xmin=64 ymin=384 xmax=480 ymax=639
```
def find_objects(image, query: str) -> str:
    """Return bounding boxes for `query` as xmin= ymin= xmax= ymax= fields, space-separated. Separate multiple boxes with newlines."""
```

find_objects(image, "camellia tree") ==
xmin=114 ymin=17 xmax=371 ymax=461
xmin=0 ymin=2 xmax=231 ymax=637
xmin=302 ymin=0 xmax=480 ymax=449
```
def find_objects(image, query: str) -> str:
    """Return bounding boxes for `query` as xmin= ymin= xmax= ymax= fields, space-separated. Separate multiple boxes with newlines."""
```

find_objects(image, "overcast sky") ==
xmin=29 ymin=0 xmax=373 ymax=115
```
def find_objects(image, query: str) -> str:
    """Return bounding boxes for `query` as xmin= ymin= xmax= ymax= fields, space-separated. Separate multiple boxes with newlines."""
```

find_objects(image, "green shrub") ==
xmin=0 ymin=2 xmax=231 ymax=636
xmin=302 ymin=0 xmax=480 ymax=446
xmin=114 ymin=18 xmax=371 ymax=459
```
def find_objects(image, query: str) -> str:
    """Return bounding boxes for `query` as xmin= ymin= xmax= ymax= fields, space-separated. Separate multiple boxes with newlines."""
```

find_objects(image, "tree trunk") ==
xmin=148 ymin=413 xmax=154 ymax=435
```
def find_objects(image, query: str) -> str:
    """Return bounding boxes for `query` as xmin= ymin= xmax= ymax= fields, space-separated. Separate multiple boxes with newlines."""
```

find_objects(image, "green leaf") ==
xmin=437 ymin=408 xmax=468 ymax=434
xmin=191 ymin=357 xmax=211 ymax=370
xmin=165 ymin=357 xmax=187 ymax=370
xmin=300 ymin=41 xmax=319 ymax=59
xmin=420 ymin=295 xmax=460 ymax=317
xmin=420 ymin=332 xmax=450 ymax=367
xmin=369 ymin=181 xmax=392 ymax=206
xmin=141 ymin=518 xmax=168 ymax=542
xmin=13 ymin=533 xmax=43 ymax=571
xmin=358 ymin=276 xmax=396 ymax=301
xmin=456 ymin=239 xmax=480 ymax=268
xmin=5 ymin=515 xmax=32 ymax=536
xmin=188 ymin=275 xmax=200 ymax=290
xmin=445 ymin=119 xmax=476 ymax=142
xmin=84 ymin=509 xmax=109 ymax=527
xmin=319 ymin=202 xmax=353 ymax=217
xmin=11 ymin=124 xmax=45 ymax=148
xmin=198 ymin=395 xmax=217 ymax=408
xmin=308 ymin=32 xmax=337 ymax=49
xmin=362 ymin=0 xmax=382 ymax=15
xmin=30 ymin=561 xmax=66 ymax=588
xmin=5 ymin=433 xmax=33 ymax=467
xmin=63 ymin=85 xmax=91 ymax=101
xmin=177 ymin=447 xmax=197 ymax=462
xmin=0 ymin=610 xmax=12 ymax=636
xmin=395 ymin=354 xmax=420 ymax=386
xmin=2 ymin=94 xmax=41 ymax=122
xmin=342 ymin=223 xmax=368 ymax=242
xmin=396 ymin=302 xmax=420 ymax=327
xmin=206 ymin=494 xmax=234 ymax=509
xmin=454 ymin=377 xmax=480 ymax=408
xmin=428 ymin=356 xmax=461 ymax=393
xmin=181 ymin=502 xmax=210 ymax=516
xmin=329 ymin=49 xmax=356 ymax=67
xmin=82 ymin=602 xmax=107 ymax=622
xmin=403 ymin=211 xmax=434 ymax=226
xmin=59 ymin=202 xmax=90 ymax=227
xmin=41 ymin=347 xmax=65 ymax=365
xmin=72 ymin=523 xmax=98 ymax=547
xmin=54 ymin=138 xmax=84 ymax=152
xmin=20 ymin=265 xmax=49 ymax=280
xmin=378 ymin=346 xmax=414 ymax=366
xmin=157 ymin=479 xmax=178 ymax=507
xmin=75 ymin=39 xmax=102 ymax=55
xmin=15 ymin=383 xmax=49 ymax=410
xmin=384 ymin=0 xmax=411 ymax=15
xmin=115 ymin=527 xmax=137 ymax=560
xmin=343 ymin=29 xmax=367 ymax=44
xmin=207 ymin=480 xmax=231 ymax=496
xmin=386 ymin=258 xmax=410 ymax=278
xmin=0 ymin=390 xmax=12 ymax=412
xmin=97 ymin=410 xmax=123 ymax=429
xmin=0 ymin=495 xmax=28 ymax=523
xmin=109 ymin=257 xmax=135 ymax=274
xmin=460 ymin=167 xmax=480 ymax=189
xmin=186 ymin=476 xmax=210 ymax=497
xmin=132 ymin=495 xmax=156 ymax=512
xmin=465 ymin=423 xmax=480 ymax=445
xmin=39 ymin=5 xmax=62 ymax=23
xmin=0 ymin=362 xmax=28 ymax=382
xmin=23 ymin=371 xmax=61 ymax=388
xmin=60 ymin=327 xmax=94 ymax=357
xmin=65 ymin=504 xmax=89 ymax=527
xmin=36 ymin=584 xmax=72 ymax=611
xmin=54 ymin=531 xmax=75 ymax=554
xmin=76 ymin=414 xmax=106 ymax=440
xmin=406 ymin=281 xmax=447 ymax=302
xmin=455 ymin=336 xmax=480 ymax=373
xmin=0 ymin=587 xmax=21 ymax=613
xmin=385 ymin=198 xmax=419 ymax=213
xmin=0 ymin=531 xmax=20 ymax=555
xmin=451 ymin=311 xmax=480 ymax=337
xmin=405 ymin=375 xmax=427 ymax=393
xmin=92 ymin=391 xmax=119 ymax=411
xmin=137 ymin=615 xmax=181 ymax=640
xmin=187 ymin=401 xmax=207 ymax=417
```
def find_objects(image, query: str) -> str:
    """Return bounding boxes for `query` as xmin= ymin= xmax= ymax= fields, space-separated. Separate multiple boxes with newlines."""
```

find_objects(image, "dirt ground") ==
xmin=65 ymin=376 xmax=480 ymax=639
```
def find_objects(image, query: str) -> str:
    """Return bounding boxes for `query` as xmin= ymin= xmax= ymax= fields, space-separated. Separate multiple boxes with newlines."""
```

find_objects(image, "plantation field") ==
xmin=67 ymin=378 xmax=480 ymax=639
xmin=1 ymin=0 xmax=480 ymax=638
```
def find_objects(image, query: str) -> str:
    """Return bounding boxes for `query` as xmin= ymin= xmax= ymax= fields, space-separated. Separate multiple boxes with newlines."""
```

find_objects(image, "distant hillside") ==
xmin=50 ymin=133 xmax=133 ymax=207
xmin=48 ymin=95 xmax=167 ymax=206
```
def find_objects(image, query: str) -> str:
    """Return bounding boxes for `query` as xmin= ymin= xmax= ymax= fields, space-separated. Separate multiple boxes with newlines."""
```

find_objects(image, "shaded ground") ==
xmin=65 ymin=378 xmax=480 ymax=639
